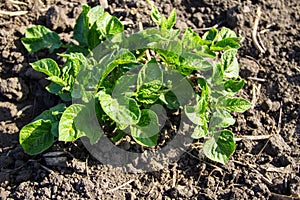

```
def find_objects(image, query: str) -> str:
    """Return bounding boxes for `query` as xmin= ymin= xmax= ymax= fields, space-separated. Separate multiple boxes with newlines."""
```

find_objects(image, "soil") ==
xmin=0 ymin=0 xmax=299 ymax=199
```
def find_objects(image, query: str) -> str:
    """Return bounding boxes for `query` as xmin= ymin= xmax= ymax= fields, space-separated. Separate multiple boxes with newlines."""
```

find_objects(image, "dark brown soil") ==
xmin=0 ymin=0 xmax=299 ymax=199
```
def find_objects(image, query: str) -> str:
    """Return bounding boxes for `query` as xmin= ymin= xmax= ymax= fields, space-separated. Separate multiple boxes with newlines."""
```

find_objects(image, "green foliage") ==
xmin=20 ymin=4 xmax=252 ymax=164
xmin=21 ymin=25 xmax=62 ymax=53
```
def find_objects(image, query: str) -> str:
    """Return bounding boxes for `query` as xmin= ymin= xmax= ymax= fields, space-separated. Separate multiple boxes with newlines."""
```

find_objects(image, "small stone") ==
xmin=0 ymin=188 xmax=9 ymax=200
xmin=2 ymin=50 xmax=9 ymax=59
xmin=0 ymin=102 xmax=18 ymax=121
xmin=0 ymin=77 xmax=29 ymax=102
xmin=265 ymin=134 xmax=291 ymax=156
xmin=43 ymin=187 xmax=51 ymax=198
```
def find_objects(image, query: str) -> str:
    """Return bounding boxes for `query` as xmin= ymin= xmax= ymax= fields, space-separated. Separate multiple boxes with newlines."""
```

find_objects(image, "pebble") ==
xmin=2 ymin=50 xmax=9 ymax=59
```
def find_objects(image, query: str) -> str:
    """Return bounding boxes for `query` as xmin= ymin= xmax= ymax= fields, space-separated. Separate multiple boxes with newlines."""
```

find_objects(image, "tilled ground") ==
xmin=0 ymin=0 xmax=299 ymax=199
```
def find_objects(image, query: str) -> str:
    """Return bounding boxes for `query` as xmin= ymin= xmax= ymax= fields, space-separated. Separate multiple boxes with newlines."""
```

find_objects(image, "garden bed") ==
xmin=0 ymin=0 xmax=299 ymax=199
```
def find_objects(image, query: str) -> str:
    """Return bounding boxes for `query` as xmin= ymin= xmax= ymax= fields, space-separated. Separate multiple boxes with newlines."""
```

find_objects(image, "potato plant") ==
xmin=20 ymin=4 xmax=251 ymax=164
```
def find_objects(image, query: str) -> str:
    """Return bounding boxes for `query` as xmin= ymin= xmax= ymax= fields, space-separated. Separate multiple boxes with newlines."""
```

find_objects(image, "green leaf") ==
xmin=51 ymin=121 xmax=59 ymax=137
xmin=219 ymin=27 xmax=237 ymax=39
xmin=137 ymin=59 xmax=163 ymax=89
xmin=74 ymin=104 xmax=103 ymax=144
xmin=96 ymin=12 xmax=124 ymax=38
xmin=106 ymin=16 xmax=124 ymax=36
xmin=60 ymin=53 xmax=89 ymax=77
xmin=165 ymin=8 xmax=176 ymax=29
xmin=100 ymin=49 xmax=136 ymax=83
xmin=46 ymin=76 xmax=67 ymax=86
xmin=46 ymin=82 xmax=63 ymax=95
xmin=210 ymin=38 xmax=241 ymax=51
xmin=58 ymin=104 xmax=86 ymax=142
xmin=196 ymin=96 xmax=208 ymax=115
xmin=211 ymin=63 xmax=224 ymax=84
xmin=203 ymin=130 xmax=236 ymax=164
xmin=19 ymin=119 xmax=54 ymax=155
xmin=112 ymin=74 xmax=138 ymax=98
xmin=149 ymin=39 xmax=182 ymax=65
xmin=198 ymin=78 xmax=210 ymax=102
xmin=137 ymin=80 xmax=163 ymax=104
xmin=58 ymin=92 xmax=72 ymax=101
xmin=180 ymin=52 xmax=213 ymax=71
xmin=150 ymin=5 xmax=162 ymax=26
xmin=98 ymin=91 xmax=140 ymax=128
xmin=203 ymin=28 xmax=218 ymax=42
xmin=130 ymin=109 xmax=159 ymax=147
xmin=221 ymin=49 xmax=239 ymax=79
xmin=163 ymin=70 xmax=194 ymax=106
xmin=191 ymin=124 xmax=208 ymax=139
xmin=33 ymin=103 xmax=66 ymax=122
xmin=21 ymin=25 xmax=62 ymax=53
xmin=87 ymin=5 xmax=105 ymax=25
xmin=161 ymin=91 xmax=180 ymax=110
xmin=66 ymin=44 xmax=90 ymax=56
xmin=87 ymin=23 xmax=102 ymax=49
xmin=73 ymin=5 xmax=90 ymax=46
xmin=184 ymin=105 xmax=204 ymax=125
xmin=224 ymin=98 xmax=252 ymax=113
xmin=30 ymin=58 xmax=60 ymax=77
xmin=182 ymin=28 xmax=211 ymax=50
xmin=209 ymin=109 xmax=235 ymax=130
xmin=224 ymin=79 xmax=245 ymax=93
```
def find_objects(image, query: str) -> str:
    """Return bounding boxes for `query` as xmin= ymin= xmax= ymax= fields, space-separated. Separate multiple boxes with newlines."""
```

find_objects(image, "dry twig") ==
xmin=8 ymin=0 xmax=27 ymax=5
xmin=252 ymin=7 xmax=266 ymax=53
xmin=106 ymin=179 xmax=135 ymax=193
xmin=0 ymin=10 xmax=28 ymax=16
xmin=85 ymin=154 xmax=90 ymax=177
xmin=234 ymin=135 xmax=271 ymax=141
xmin=248 ymin=77 xmax=266 ymax=82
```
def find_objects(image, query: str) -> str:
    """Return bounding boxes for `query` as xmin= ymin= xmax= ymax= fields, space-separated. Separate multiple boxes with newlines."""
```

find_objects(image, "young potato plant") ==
xmin=20 ymin=4 xmax=251 ymax=164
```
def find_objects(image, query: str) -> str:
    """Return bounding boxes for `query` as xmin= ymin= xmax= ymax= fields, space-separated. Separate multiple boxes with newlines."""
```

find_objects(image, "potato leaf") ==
xmin=203 ymin=130 xmax=236 ymax=164
xmin=88 ymin=23 xmax=102 ymax=49
xmin=210 ymin=38 xmax=241 ymax=51
xmin=137 ymin=80 xmax=163 ymax=104
xmin=112 ymin=74 xmax=138 ymax=99
xmin=209 ymin=109 xmax=235 ymax=130
xmin=19 ymin=119 xmax=54 ymax=155
xmin=137 ymin=60 xmax=163 ymax=89
xmin=87 ymin=5 xmax=104 ymax=25
xmin=203 ymin=28 xmax=218 ymax=42
xmin=100 ymin=49 xmax=136 ymax=83
xmin=182 ymin=28 xmax=211 ymax=50
xmin=165 ymin=8 xmax=176 ymax=29
xmin=73 ymin=5 xmax=90 ymax=47
xmin=224 ymin=79 xmax=245 ymax=93
xmin=21 ymin=25 xmax=62 ymax=53
xmin=224 ymin=98 xmax=252 ymax=113
xmin=130 ymin=109 xmax=159 ymax=147
xmin=160 ymin=91 xmax=180 ymax=110
xmin=191 ymin=124 xmax=208 ymax=139
xmin=96 ymin=12 xmax=124 ymax=38
xmin=219 ymin=27 xmax=237 ymax=39
xmin=184 ymin=105 xmax=205 ymax=125
xmin=98 ymin=91 xmax=140 ymax=128
xmin=74 ymin=104 xmax=103 ymax=144
xmin=30 ymin=58 xmax=60 ymax=77
xmin=180 ymin=52 xmax=213 ymax=71
xmin=221 ymin=49 xmax=239 ymax=79
xmin=33 ymin=103 xmax=66 ymax=122
xmin=59 ymin=104 xmax=86 ymax=142
xmin=150 ymin=5 xmax=162 ymax=26
xmin=46 ymin=76 xmax=67 ymax=86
